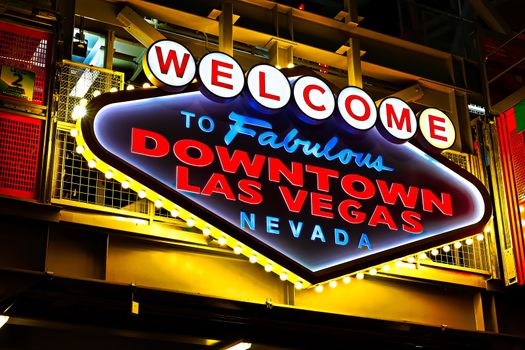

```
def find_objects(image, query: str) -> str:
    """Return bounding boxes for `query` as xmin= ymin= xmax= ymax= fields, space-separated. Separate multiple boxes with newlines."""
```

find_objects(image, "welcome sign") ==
xmin=77 ymin=39 xmax=491 ymax=285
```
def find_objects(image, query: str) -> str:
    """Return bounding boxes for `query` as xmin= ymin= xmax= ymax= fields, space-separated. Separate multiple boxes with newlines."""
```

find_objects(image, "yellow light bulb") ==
xmin=343 ymin=276 xmax=351 ymax=284
xmin=142 ymin=82 xmax=151 ymax=88
xmin=369 ymin=268 xmax=377 ymax=276
xmin=105 ymin=171 xmax=113 ymax=179
xmin=110 ymin=87 xmax=118 ymax=93
xmin=443 ymin=245 xmax=451 ymax=253
xmin=202 ymin=227 xmax=211 ymax=236
xmin=186 ymin=217 xmax=196 ymax=227
xmin=477 ymin=234 xmax=484 ymax=241
xmin=280 ymin=272 xmax=288 ymax=281
xmin=170 ymin=208 xmax=179 ymax=217
xmin=154 ymin=200 xmax=163 ymax=208
xmin=264 ymin=263 xmax=273 ymax=272
xmin=329 ymin=280 xmax=337 ymax=288
xmin=121 ymin=180 xmax=130 ymax=189
xmin=381 ymin=265 xmax=390 ymax=272
xmin=126 ymin=84 xmax=135 ymax=90
xmin=466 ymin=238 xmax=473 ymax=246
xmin=234 ymin=246 xmax=242 ymax=255
xmin=314 ymin=285 xmax=324 ymax=293
xmin=454 ymin=242 xmax=462 ymax=249
xmin=79 ymin=98 xmax=88 ymax=107
xmin=431 ymin=249 xmax=439 ymax=256
xmin=138 ymin=190 xmax=147 ymax=198
xmin=218 ymin=236 xmax=226 ymax=245
xmin=356 ymin=272 xmax=364 ymax=280
xmin=70 ymin=128 xmax=78 ymax=138
xmin=295 ymin=281 xmax=303 ymax=290
xmin=249 ymin=255 xmax=258 ymax=263
xmin=88 ymin=159 xmax=96 ymax=168
xmin=407 ymin=256 xmax=415 ymax=263
xmin=75 ymin=145 xmax=84 ymax=154
xmin=93 ymin=90 xmax=101 ymax=97
xmin=419 ymin=253 xmax=427 ymax=260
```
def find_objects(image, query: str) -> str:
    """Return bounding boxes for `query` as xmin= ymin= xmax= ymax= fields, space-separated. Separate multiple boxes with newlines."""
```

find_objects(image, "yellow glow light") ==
xmin=249 ymin=255 xmax=258 ymax=263
xmin=264 ymin=263 xmax=273 ymax=272
xmin=356 ymin=272 xmax=364 ymax=280
xmin=419 ymin=253 xmax=427 ymax=260
xmin=186 ymin=217 xmax=196 ymax=227
xmin=342 ymin=276 xmax=351 ymax=284
xmin=466 ymin=238 xmax=473 ymax=246
xmin=121 ymin=180 xmax=130 ymax=189
xmin=484 ymin=225 xmax=491 ymax=233
xmin=110 ymin=87 xmax=118 ymax=93
xmin=72 ymin=105 xmax=87 ymax=120
xmin=70 ymin=128 xmax=79 ymax=138
xmin=88 ymin=159 xmax=97 ymax=168
xmin=295 ymin=281 xmax=303 ymax=290
xmin=75 ymin=145 xmax=84 ymax=154
xmin=431 ymin=249 xmax=439 ymax=256
xmin=407 ymin=256 xmax=415 ymax=263
xmin=79 ymin=98 xmax=88 ymax=107
xmin=287 ymin=63 xmax=295 ymax=68
xmin=280 ymin=272 xmax=288 ymax=281
xmin=126 ymin=84 xmax=135 ymax=90
xmin=395 ymin=260 xmax=403 ymax=267
xmin=381 ymin=265 xmax=390 ymax=272
xmin=443 ymin=245 xmax=451 ymax=253
xmin=234 ymin=246 xmax=242 ymax=255
xmin=170 ymin=208 xmax=179 ymax=217
xmin=477 ymin=233 xmax=484 ymax=241
xmin=105 ymin=170 xmax=113 ymax=179
xmin=369 ymin=268 xmax=377 ymax=276
xmin=314 ymin=285 xmax=324 ymax=293
xmin=454 ymin=242 xmax=462 ymax=249
xmin=154 ymin=199 xmax=163 ymax=208
xmin=93 ymin=90 xmax=101 ymax=97
xmin=218 ymin=236 xmax=227 ymax=246
xmin=520 ymin=205 xmax=524 ymax=213
xmin=329 ymin=280 xmax=337 ymax=288
xmin=138 ymin=190 xmax=147 ymax=198
xmin=142 ymin=82 xmax=151 ymax=88
xmin=202 ymin=226 xmax=211 ymax=236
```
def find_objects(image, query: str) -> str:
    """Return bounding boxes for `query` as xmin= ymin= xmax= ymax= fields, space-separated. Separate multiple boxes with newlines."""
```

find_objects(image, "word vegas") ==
xmin=144 ymin=39 xmax=456 ymax=150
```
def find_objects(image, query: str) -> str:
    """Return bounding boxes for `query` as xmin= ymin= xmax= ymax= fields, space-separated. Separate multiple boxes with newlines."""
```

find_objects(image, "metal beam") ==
xmin=218 ymin=0 xmax=233 ymax=55
xmin=375 ymin=83 xmax=423 ymax=106
xmin=116 ymin=5 xmax=165 ymax=48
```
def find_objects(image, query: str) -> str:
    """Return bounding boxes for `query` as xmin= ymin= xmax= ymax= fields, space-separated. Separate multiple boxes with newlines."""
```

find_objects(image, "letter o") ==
xmin=337 ymin=86 xmax=377 ymax=130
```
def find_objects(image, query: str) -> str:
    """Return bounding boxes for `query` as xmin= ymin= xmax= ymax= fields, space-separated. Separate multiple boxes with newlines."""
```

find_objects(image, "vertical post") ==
xmin=219 ymin=0 xmax=233 ymax=56
xmin=104 ymin=30 xmax=115 ymax=70
xmin=344 ymin=0 xmax=362 ymax=88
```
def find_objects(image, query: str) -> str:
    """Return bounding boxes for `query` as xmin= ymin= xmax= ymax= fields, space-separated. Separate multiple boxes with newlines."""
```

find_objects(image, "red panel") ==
xmin=0 ymin=112 xmax=42 ymax=199
xmin=0 ymin=21 xmax=52 ymax=105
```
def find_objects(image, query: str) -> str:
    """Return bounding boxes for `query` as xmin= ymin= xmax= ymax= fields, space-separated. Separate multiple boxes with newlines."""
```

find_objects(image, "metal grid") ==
xmin=0 ymin=112 xmax=42 ymax=199
xmin=0 ymin=20 xmax=51 ymax=104
xmin=56 ymin=61 xmax=123 ymax=123
xmin=423 ymin=236 xmax=489 ymax=271
xmin=53 ymin=128 xmax=148 ymax=214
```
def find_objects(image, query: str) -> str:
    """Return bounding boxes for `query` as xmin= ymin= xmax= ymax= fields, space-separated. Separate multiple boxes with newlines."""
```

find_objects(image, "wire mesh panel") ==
xmin=53 ymin=128 xmax=148 ymax=214
xmin=0 ymin=112 xmax=42 ymax=199
xmin=57 ymin=61 xmax=123 ymax=123
xmin=0 ymin=21 xmax=51 ymax=105
xmin=423 ymin=235 xmax=489 ymax=271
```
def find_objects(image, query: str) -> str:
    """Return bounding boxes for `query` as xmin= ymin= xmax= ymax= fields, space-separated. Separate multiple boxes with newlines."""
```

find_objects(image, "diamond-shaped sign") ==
xmin=79 ymin=69 xmax=491 ymax=285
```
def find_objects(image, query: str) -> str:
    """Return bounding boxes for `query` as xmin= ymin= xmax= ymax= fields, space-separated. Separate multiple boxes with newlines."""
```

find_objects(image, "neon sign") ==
xmin=76 ymin=39 xmax=491 ymax=285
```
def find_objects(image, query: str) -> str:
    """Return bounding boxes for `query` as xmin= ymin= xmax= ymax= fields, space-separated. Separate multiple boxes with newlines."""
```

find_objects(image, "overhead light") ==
xmin=0 ymin=315 xmax=9 ymax=329
xmin=468 ymin=104 xmax=486 ymax=116
xmin=224 ymin=341 xmax=252 ymax=350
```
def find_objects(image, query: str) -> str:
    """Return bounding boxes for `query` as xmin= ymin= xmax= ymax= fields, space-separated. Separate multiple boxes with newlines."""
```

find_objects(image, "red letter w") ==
xmin=155 ymin=46 xmax=190 ymax=77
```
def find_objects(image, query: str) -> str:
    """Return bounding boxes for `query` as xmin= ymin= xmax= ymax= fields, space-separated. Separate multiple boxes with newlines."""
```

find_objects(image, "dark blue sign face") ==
xmin=81 ymin=72 xmax=491 ymax=284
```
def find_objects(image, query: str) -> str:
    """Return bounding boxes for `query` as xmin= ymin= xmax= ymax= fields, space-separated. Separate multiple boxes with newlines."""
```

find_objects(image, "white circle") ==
xmin=145 ymin=40 xmax=196 ymax=89
xmin=337 ymin=86 xmax=377 ymax=130
xmin=378 ymin=97 xmax=417 ymax=141
xmin=293 ymin=76 xmax=335 ymax=121
xmin=419 ymin=108 xmax=455 ymax=149
xmin=199 ymin=52 xmax=244 ymax=99
xmin=247 ymin=64 xmax=291 ymax=109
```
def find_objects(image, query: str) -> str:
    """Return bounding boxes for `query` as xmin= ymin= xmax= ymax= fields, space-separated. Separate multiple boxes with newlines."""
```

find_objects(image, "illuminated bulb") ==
xmin=0 ymin=315 xmax=9 ymax=329
xmin=521 ymin=220 xmax=525 ymax=226
xmin=484 ymin=226 xmax=491 ymax=233
xmin=477 ymin=234 xmax=484 ymax=241
xmin=154 ymin=199 xmax=163 ymax=208
xmin=407 ymin=256 xmax=415 ymax=264
xmin=142 ymin=82 xmax=151 ymax=88
xmin=264 ymin=263 xmax=273 ymax=272
xmin=70 ymin=128 xmax=78 ymax=137
xmin=170 ymin=208 xmax=179 ymax=217
xmin=110 ymin=87 xmax=118 ymax=93
xmin=93 ymin=90 xmax=101 ymax=97
xmin=369 ymin=268 xmax=377 ymax=276
xmin=126 ymin=84 xmax=135 ymax=90
xmin=287 ymin=63 xmax=295 ymax=68
xmin=520 ymin=205 xmax=524 ymax=213
xmin=105 ymin=170 xmax=113 ymax=179
xmin=466 ymin=238 xmax=473 ymax=246
xmin=329 ymin=280 xmax=337 ymax=288
xmin=275 ymin=65 xmax=281 ymax=69
xmin=218 ymin=236 xmax=227 ymax=246
xmin=79 ymin=98 xmax=88 ymax=107
xmin=443 ymin=245 xmax=451 ymax=253
xmin=186 ymin=217 xmax=196 ymax=227
xmin=202 ymin=227 xmax=211 ymax=236
xmin=234 ymin=246 xmax=242 ymax=255
xmin=71 ymin=105 xmax=87 ymax=120
xmin=431 ymin=249 xmax=439 ymax=256
xmin=395 ymin=260 xmax=403 ymax=267
xmin=381 ymin=265 xmax=390 ymax=272
xmin=88 ymin=159 xmax=96 ymax=168
xmin=342 ymin=276 xmax=351 ymax=284
xmin=419 ymin=253 xmax=427 ymax=260
xmin=295 ymin=281 xmax=303 ymax=290
xmin=75 ymin=145 xmax=84 ymax=154
xmin=280 ymin=272 xmax=288 ymax=281
xmin=121 ymin=180 xmax=130 ymax=189
xmin=356 ymin=272 xmax=364 ymax=280
xmin=454 ymin=241 xmax=462 ymax=249
xmin=314 ymin=285 xmax=324 ymax=293
xmin=249 ymin=255 xmax=258 ymax=263
xmin=138 ymin=190 xmax=147 ymax=198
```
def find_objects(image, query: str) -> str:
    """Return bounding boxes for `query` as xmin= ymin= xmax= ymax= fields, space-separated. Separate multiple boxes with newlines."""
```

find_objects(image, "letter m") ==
xmin=154 ymin=46 xmax=190 ymax=77
xmin=386 ymin=103 xmax=412 ymax=133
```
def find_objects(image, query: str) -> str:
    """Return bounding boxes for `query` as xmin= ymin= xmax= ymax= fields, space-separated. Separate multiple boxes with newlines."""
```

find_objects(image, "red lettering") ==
xmin=279 ymin=186 xmax=308 ymax=213
xmin=268 ymin=158 xmax=303 ymax=187
xmin=175 ymin=166 xmax=200 ymax=193
xmin=173 ymin=139 xmax=214 ymax=167
xmin=376 ymin=180 xmax=419 ymax=209
xmin=259 ymin=71 xmax=279 ymax=101
xmin=422 ymin=189 xmax=453 ymax=216
xmin=131 ymin=128 xmax=169 ymax=157
xmin=154 ymin=46 xmax=190 ymax=77
xmin=216 ymin=146 xmax=265 ymax=178
xmin=428 ymin=114 xmax=448 ymax=142
xmin=344 ymin=94 xmax=371 ymax=121
xmin=201 ymin=173 xmax=235 ymax=200
xmin=338 ymin=199 xmax=366 ymax=224
xmin=341 ymin=174 xmax=376 ymax=200
xmin=311 ymin=192 xmax=333 ymax=219
xmin=303 ymin=84 xmax=326 ymax=111
xmin=238 ymin=179 xmax=263 ymax=205
xmin=305 ymin=164 xmax=339 ymax=192
xmin=368 ymin=205 xmax=397 ymax=230
xmin=402 ymin=211 xmax=423 ymax=234
xmin=386 ymin=103 xmax=412 ymax=132
xmin=211 ymin=59 xmax=233 ymax=89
